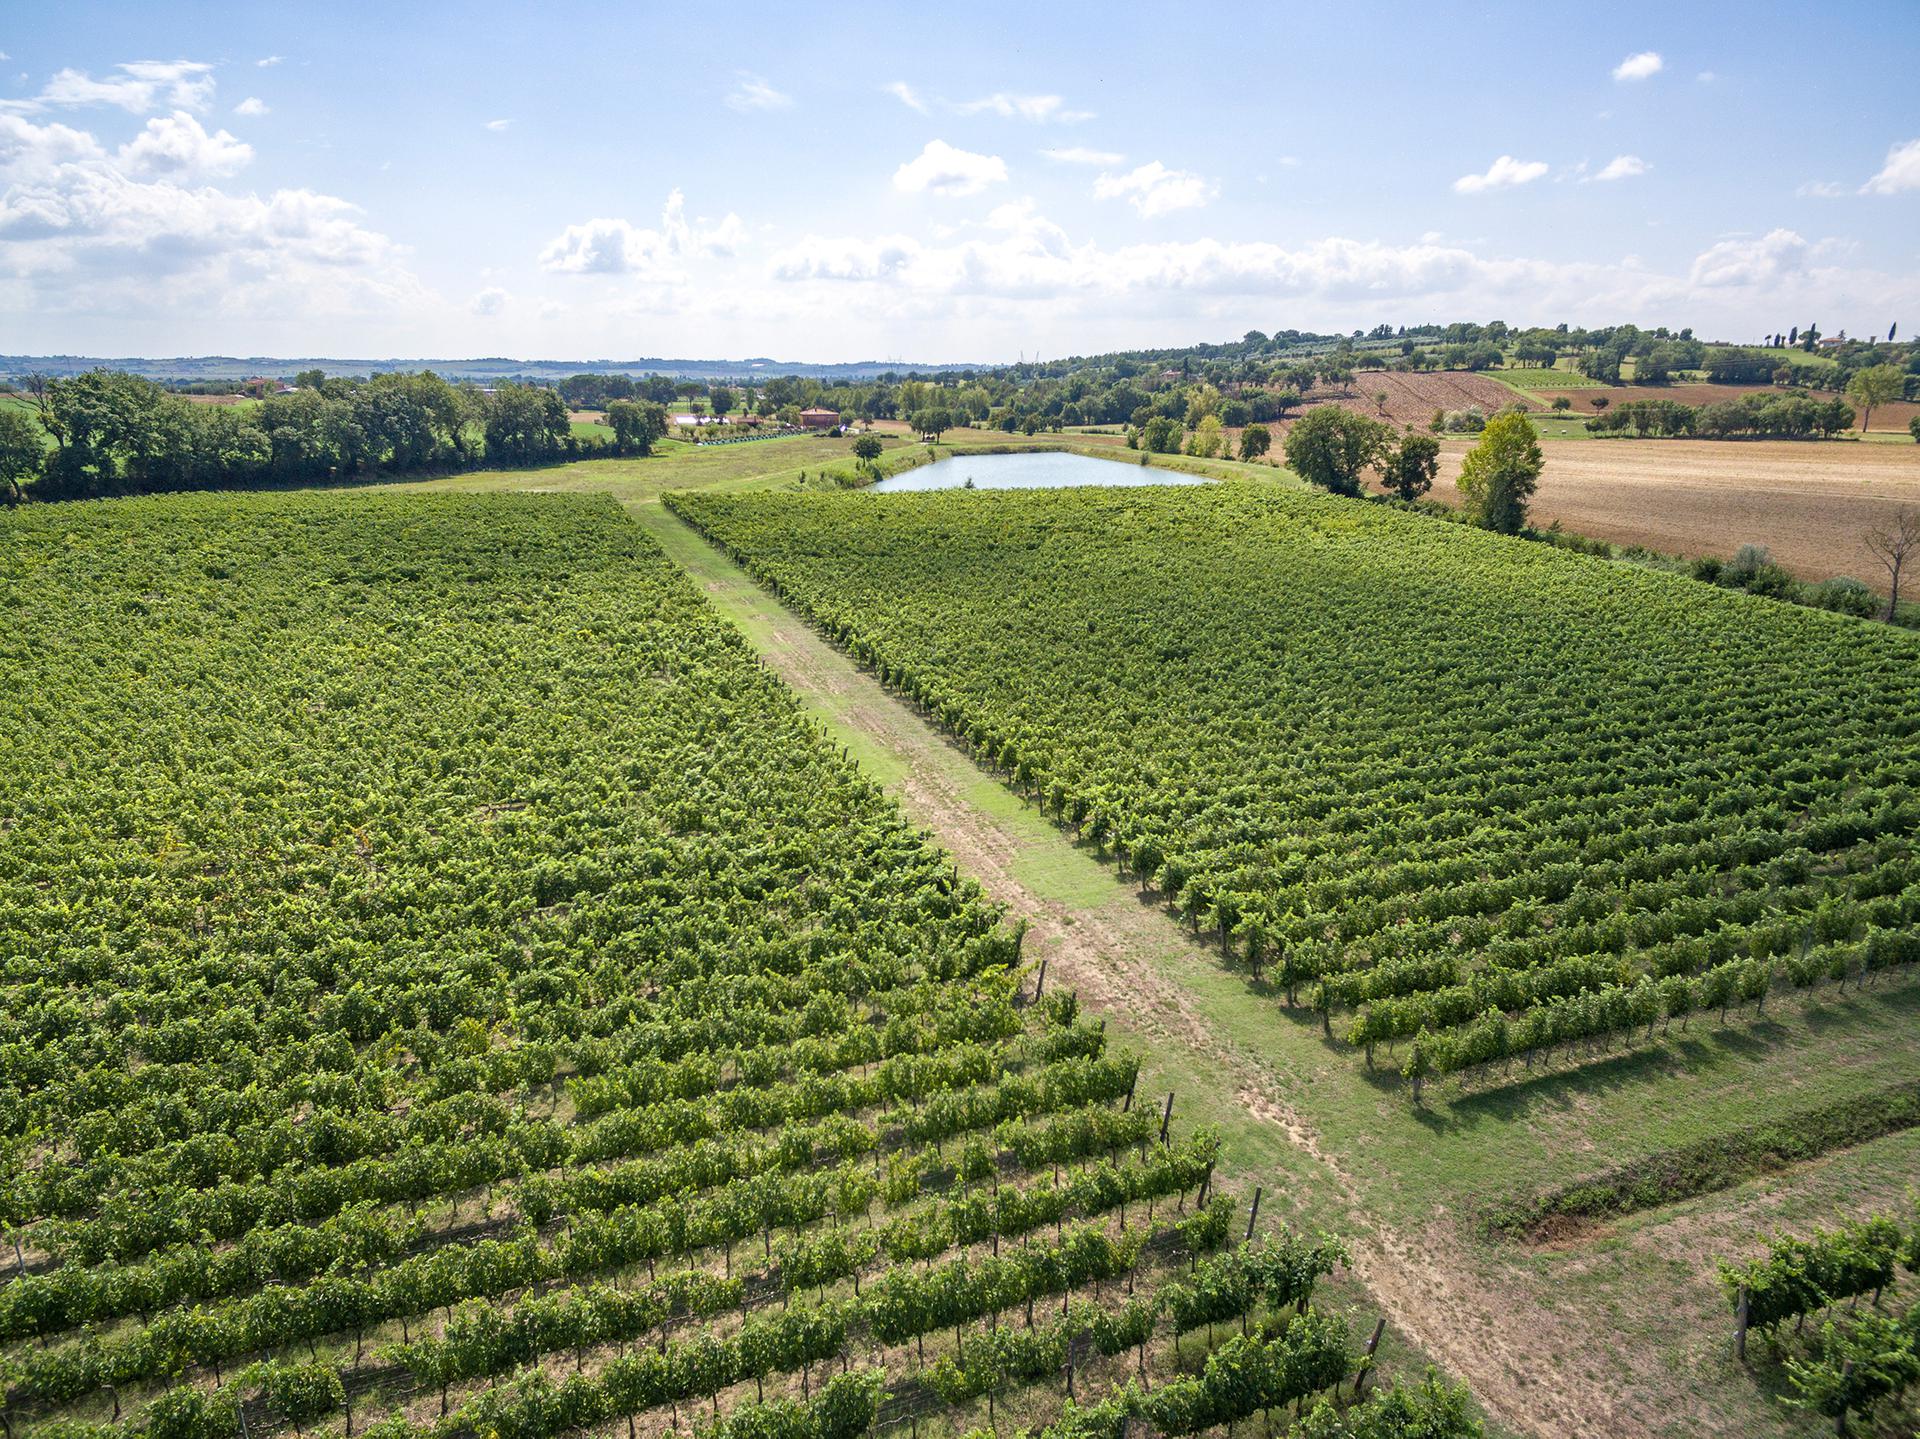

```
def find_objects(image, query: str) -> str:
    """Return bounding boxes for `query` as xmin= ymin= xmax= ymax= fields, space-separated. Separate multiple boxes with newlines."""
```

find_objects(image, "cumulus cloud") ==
xmin=955 ymin=92 xmax=1093 ymax=123
xmin=726 ymin=73 xmax=791 ymax=112
xmin=233 ymin=96 xmax=269 ymax=117
xmin=484 ymin=118 xmax=512 ymax=131
xmin=1797 ymin=179 xmax=1846 ymax=198
xmin=539 ymin=190 xmax=745 ymax=275
xmin=20 ymin=60 xmax=216 ymax=114
xmin=117 ymin=111 xmax=251 ymax=178
xmin=1862 ymin=138 xmax=1920 ymax=195
xmin=0 ymin=113 xmax=106 ymax=178
xmin=883 ymin=81 xmax=927 ymax=114
xmin=1092 ymin=161 xmax=1215 ymax=217
xmin=0 ymin=108 xmax=423 ymax=337
xmin=893 ymin=139 xmax=1006 ymax=197
xmin=470 ymin=286 xmax=508 ymax=316
xmin=754 ymin=207 xmax=1919 ymax=350
xmin=257 ymin=56 xmax=283 ymax=68
xmin=1688 ymin=228 xmax=1811 ymax=288
xmin=1593 ymin=154 xmax=1649 ymax=182
xmin=1042 ymin=146 xmax=1125 ymax=167
xmin=1612 ymin=51 xmax=1663 ymax=82
xmin=1453 ymin=155 xmax=1548 ymax=194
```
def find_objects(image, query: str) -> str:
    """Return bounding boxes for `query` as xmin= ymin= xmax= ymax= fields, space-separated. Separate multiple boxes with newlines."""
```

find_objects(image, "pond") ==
xmin=867 ymin=450 xmax=1212 ymax=492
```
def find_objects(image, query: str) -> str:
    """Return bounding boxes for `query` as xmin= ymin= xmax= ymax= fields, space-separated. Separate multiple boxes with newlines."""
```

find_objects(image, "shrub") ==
xmin=1806 ymin=577 xmax=1879 ymax=618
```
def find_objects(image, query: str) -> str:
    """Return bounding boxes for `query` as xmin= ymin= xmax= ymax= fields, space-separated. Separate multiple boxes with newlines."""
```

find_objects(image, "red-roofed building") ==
xmin=798 ymin=407 xmax=840 ymax=430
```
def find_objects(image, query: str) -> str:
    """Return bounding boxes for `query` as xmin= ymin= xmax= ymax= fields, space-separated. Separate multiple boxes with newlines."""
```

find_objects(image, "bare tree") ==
xmin=1864 ymin=507 xmax=1920 ymax=621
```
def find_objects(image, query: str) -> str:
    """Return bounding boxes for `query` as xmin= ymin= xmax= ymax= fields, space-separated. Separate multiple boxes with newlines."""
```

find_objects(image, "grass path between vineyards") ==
xmin=633 ymin=501 xmax=1596 ymax=1439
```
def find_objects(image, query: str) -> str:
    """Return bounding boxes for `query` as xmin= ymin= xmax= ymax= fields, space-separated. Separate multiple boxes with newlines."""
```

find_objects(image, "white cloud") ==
xmin=726 ymin=73 xmax=791 ymax=113
xmin=484 ymin=118 xmax=511 ymax=132
xmin=539 ymin=190 xmax=745 ymax=275
xmin=0 ymin=107 xmax=423 ymax=339
xmin=1593 ymin=154 xmax=1649 ymax=182
xmin=470 ymin=286 xmax=508 ymax=316
xmin=256 ymin=56 xmax=283 ymax=68
xmin=1797 ymin=180 xmax=1847 ymax=198
xmin=1042 ymin=146 xmax=1125 ymax=167
xmin=0 ymin=113 xmax=107 ymax=178
xmin=117 ymin=111 xmax=252 ymax=178
xmin=754 ymin=212 xmax=1915 ymax=358
xmin=1688 ymin=227 xmax=1811 ymax=288
xmin=1612 ymin=51 xmax=1664 ymax=82
xmin=233 ymin=96 xmax=269 ymax=117
xmin=1862 ymin=138 xmax=1920 ymax=195
xmin=883 ymin=81 xmax=927 ymax=114
xmin=1452 ymin=155 xmax=1549 ymax=194
xmin=893 ymin=139 xmax=1006 ymax=197
xmin=23 ymin=60 xmax=216 ymax=114
xmin=955 ymin=92 xmax=1093 ymax=124
xmin=1696 ymin=70 xmax=1718 ymax=83
xmin=1093 ymin=160 xmax=1215 ymax=217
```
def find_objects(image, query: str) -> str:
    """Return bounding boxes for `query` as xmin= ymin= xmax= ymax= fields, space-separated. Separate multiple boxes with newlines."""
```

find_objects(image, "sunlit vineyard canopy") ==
xmin=0 ymin=492 xmax=1461 ymax=1439
xmin=672 ymin=483 xmax=1920 ymax=1090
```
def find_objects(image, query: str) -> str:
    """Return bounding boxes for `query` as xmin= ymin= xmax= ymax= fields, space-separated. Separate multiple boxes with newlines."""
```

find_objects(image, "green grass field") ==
xmin=1491 ymin=365 xmax=1604 ymax=390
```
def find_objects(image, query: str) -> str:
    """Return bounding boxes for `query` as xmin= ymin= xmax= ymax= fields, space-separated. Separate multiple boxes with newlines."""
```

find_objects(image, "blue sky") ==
xmin=2 ymin=1 xmax=1916 ymax=361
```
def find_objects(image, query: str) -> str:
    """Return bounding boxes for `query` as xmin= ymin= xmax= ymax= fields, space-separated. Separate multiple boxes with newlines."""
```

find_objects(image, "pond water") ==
xmin=867 ymin=450 xmax=1212 ymax=492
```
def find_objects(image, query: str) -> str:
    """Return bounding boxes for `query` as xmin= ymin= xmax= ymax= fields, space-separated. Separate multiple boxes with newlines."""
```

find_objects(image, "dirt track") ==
xmin=1429 ymin=437 xmax=1920 ymax=587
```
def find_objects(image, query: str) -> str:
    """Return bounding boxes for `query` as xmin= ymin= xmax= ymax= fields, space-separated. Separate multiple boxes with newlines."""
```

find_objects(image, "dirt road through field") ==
xmin=634 ymin=501 xmax=1650 ymax=1439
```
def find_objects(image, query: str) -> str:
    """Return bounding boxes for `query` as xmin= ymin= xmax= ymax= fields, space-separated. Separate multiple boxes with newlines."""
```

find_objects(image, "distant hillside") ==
xmin=0 ymin=354 xmax=992 ymax=383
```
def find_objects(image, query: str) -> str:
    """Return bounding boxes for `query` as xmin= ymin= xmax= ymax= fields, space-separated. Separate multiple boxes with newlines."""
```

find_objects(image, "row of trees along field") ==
xmin=0 ymin=491 xmax=1476 ymax=1439
xmin=1719 ymin=1201 xmax=1920 ymax=1434
xmin=670 ymin=482 xmax=1920 ymax=1105
xmin=0 ymin=370 xmax=674 ymax=502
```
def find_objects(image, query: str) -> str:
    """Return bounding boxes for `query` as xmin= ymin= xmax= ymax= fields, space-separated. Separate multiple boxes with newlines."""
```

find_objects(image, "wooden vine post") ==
xmin=1734 ymin=1286 xmax=1750 ymax=1361
xmin=1353 ymin=1317 xmax=1387 ymax=1397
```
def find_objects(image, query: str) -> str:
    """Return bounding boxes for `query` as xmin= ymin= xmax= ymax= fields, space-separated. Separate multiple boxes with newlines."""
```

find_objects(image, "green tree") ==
xmin=1381 ymin=433 xmax=1440 ymax=503
xmin=1845 ymin=364 xmax=1904 ymax=433
xmin=606 ymin=399 xmax=669 ymax=456
xmin=1141 ymin=416 xmax=1182 ymax=454
xmin=1910 ymin=415 xmax=1920 ymax=444
xmin=1283 ymin=406 xmax=1392 ymax=496
xmin=1238 ymin=424 xmax=1271 ymax=461
xmin=0 ymin=406 xmax=45 ymax=501
xmin=1187 ymin=414 xmax=1225 ymax=458
xmin=851 ymin=435 xmax=883 ymax=465
xmin=911 ymin=408 xmax=953 ymax=442
xmin=1457 ymin=411 xmax=1544 ymax=533
xmin=710 ymin=386 xmax=736 ymax=417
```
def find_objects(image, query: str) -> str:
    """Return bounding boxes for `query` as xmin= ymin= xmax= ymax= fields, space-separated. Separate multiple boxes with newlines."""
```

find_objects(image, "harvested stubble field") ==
xmin=1424 ymin=436 xmax=1920 ymax=586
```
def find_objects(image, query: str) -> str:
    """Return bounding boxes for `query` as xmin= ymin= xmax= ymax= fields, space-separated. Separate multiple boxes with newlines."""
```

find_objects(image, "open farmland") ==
xmin=1292 ymin=371 xmax=1536 ymax=429
xmin=672 ymin=483 xmax=1920 ymax=1095
xmin=0 ymin=491 xmax=1454 ymax=1439
xmin=1426 ymin=435 xmax=1920 ymax=586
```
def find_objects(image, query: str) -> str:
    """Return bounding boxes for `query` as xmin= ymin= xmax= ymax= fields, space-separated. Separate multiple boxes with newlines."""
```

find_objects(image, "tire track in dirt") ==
xmin=646 ymin=506 xmax=1652 ymax=1439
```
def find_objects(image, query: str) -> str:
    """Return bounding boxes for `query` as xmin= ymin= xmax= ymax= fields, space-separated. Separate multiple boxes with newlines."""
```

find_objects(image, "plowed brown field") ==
xmin=1421 ymin=437 xmax=1920 ymax=589
xmin=1290 ymin=370 xmax=1537 ymax=428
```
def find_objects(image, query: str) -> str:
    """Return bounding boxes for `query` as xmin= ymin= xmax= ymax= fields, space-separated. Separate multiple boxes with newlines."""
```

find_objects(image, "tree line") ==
xmin=0 ymin=369 xmax=671 ymax=503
